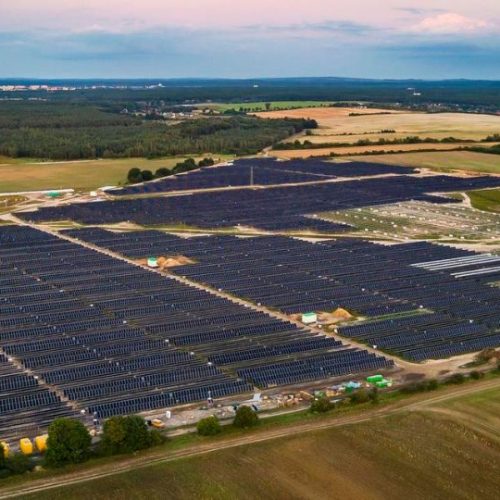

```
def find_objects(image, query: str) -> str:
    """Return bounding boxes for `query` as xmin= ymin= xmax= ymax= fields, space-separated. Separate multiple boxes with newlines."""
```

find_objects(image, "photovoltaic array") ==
xmin=21 ymin=165 xmax=500 ymax=232
xmin=65 ymin=229 xmax=500 ymax=362
xmin=0 ymin=225 xmax=391 ymax=437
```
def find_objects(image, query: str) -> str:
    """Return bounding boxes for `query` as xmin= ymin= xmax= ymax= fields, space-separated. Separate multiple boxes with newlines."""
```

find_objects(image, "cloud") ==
xmin=411 ymin=13 xmax=489 ymax=35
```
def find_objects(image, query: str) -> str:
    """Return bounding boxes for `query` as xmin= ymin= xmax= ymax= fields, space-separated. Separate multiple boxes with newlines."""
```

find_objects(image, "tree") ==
xmin=310 ymin=397 xmax=333 ymax=413
xmin=233 ymin=406 xmax=259 ymax=429
xmin=45 ymin=418 xmax=91 ymax=467
xmin=100 ymin=415 xmax=152 ymax=455
xmin=197 ymin=416 xmax=222 ymax=436
xmin=141 ymin=170 xmax=154 ymax=182
xmin=155 ymin=167 xmax=171 ymax=178
xmin=127 ymin=167 xmax=143 ymax=183
xmin=265 ymin=102 xmax=272 ymax=111
xmin=198 ymin=157 xmax=215 ymax=167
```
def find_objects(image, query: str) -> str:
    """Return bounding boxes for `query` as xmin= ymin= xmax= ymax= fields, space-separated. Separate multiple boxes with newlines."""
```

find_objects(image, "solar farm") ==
xmin=2 ymin=157 xmax=500 ymax=441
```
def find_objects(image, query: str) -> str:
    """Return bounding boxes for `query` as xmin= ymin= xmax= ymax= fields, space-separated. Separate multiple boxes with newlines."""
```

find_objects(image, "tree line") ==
xmin=0 ymin=103 xmax=316 ymax=159
xmin=127 ymin=157 xmax=215 ymax=184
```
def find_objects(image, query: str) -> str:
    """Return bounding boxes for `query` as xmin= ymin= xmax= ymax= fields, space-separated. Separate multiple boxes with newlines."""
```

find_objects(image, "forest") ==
xmin=0 ymin=102 xmax=314 ymax=159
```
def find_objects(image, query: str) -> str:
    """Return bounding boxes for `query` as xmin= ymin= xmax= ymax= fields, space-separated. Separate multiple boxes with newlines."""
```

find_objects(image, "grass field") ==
xmin=0 ymin=155 xmax=231 ymax=193
xmin=343 ymin=151 xmax=500 ymax=175
xmin=25 ymin=387 xmax=500 ymax=500
xmin=468 ymin=189 xmax=500 ymax=212
xmin=199 ymin=101 xmax=337 ymax=112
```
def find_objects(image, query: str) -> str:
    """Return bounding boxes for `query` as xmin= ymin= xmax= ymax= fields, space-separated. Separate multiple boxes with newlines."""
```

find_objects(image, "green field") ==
xmin=345 ymin=150 xmax=500 ymax=174
xmin=0 ymin=155 xmax=231 ymax=193
xmin=468 ymin=189 xmax=500 ymax=213
xmin=23 ymin=386 xmax=500 ymax=500
xmin=200 ymin=101 xmax=335 ymax=112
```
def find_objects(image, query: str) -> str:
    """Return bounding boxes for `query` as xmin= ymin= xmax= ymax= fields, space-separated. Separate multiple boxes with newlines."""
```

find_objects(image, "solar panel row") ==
xmin=64 ymin=228 xmax=500 ymax=362
xmin=0 ymin=225 xmax=391 ymax=436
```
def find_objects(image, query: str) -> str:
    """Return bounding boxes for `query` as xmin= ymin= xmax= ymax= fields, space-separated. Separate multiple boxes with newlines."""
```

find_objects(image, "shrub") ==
xmin=469 ymin=370 xmax=484 ymax=380
xmin=233 ymin=406 xmax=259 ymax=429
xmin=5 ymin=453 xmax=33 ymax=475
xmin=0 ymin=443 xmax=5 ymax=469
xmin=349 ymin=389 xmax=370 ymax=404
xmin=368 ymin=387 xmax=380 ymax=404
xmin=310 ymin=397 xmax=334 ymax=413
xmin=446 ymin=373 xmax=466 ymax=385
xmin=45 ymin=418 xmax=91 ymax=467
xmin=426 ymin=379 xmax=439 ymax=391
xmin=197 ymin=416 xmax=222 ymax=436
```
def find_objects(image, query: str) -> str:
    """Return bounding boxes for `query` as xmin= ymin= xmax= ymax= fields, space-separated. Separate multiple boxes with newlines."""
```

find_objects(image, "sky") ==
xmin=0 ymin=1 xmax=499 ymax=80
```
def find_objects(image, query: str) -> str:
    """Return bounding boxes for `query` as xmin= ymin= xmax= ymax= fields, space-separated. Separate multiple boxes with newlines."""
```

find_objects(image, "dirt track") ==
xmin=0 ymin=377 xmax=498 ymax=499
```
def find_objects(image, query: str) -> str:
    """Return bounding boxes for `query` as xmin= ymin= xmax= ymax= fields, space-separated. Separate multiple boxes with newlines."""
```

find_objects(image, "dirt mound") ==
xmin=136 ymin=255 xmax=195 ymax=270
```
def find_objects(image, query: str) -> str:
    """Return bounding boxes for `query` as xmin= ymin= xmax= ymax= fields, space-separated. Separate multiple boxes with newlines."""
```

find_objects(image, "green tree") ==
xmin=127 ymin=167 xmax=143 ymax=183
xmin=197 ymin=416 xmax=222 ymax=436
xmin=155 ymin=167 xmax=171 ymax=178
xmin=100 ymin=415 xmax=152 ymax=455
xmin=141 ymin=170 xmax=154 ymax=182
xmin=45 ymin=418 xmax=91 ymax=467
xmin=233 ymin=406 xmax=259 ymax=429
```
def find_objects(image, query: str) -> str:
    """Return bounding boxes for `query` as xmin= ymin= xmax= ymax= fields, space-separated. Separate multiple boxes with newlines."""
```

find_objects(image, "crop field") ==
xmin=271 ymin=141 xmax=497 ymax=159
xmin=0 ymin=156 xmax=229 ymax=193
xmin=320 ymin=199 xmax=500 ymax=243
xmin=26 ymin=387 xmax=500 ymax=500
xmin=345 ymin=151 xmax=500 ymax=175
xmin=257 ymin=108 xmax=500 ymax=141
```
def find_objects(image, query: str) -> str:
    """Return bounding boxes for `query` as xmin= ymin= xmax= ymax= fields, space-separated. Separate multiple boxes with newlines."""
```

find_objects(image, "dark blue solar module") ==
xmin=110 ymin=158 xmax=419 ymax=196
xmin=0 ymin=225 xmax=391 ymax=433
xmin=22 ymin=166 xmax=500 ymax=233
xmin=64 ymin=229 xmax=500 ymax=362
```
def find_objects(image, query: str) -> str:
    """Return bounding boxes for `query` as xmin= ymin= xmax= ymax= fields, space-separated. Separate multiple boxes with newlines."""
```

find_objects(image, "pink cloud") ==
xmin=412 ymin=12 xmax=489 ymax=34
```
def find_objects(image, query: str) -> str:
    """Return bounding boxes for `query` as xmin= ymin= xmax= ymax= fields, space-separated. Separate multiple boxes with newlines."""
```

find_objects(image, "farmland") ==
xmin=256 ymin=108 xmax=500 ymax=141
xmin=20 ymin=384 xmax=500 ymax=500
xmin=271 ymin=141 xmax=497 ymax=159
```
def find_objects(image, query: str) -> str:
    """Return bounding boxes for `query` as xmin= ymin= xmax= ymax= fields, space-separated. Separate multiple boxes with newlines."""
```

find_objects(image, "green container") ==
xmin=376 ymin=380 xmax=389 ymax=388
xmin=366 ymin=374 xmax=384 ymax=383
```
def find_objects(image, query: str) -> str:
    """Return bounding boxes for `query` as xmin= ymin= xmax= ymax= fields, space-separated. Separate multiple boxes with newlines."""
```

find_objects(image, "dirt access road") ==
xmin=0 ymin=377 xmax=498 ymax=499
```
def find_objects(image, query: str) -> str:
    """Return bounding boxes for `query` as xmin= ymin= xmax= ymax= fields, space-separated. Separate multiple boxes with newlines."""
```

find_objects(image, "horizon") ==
xmin=1 ymin=1 xmax=499 ymax=80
